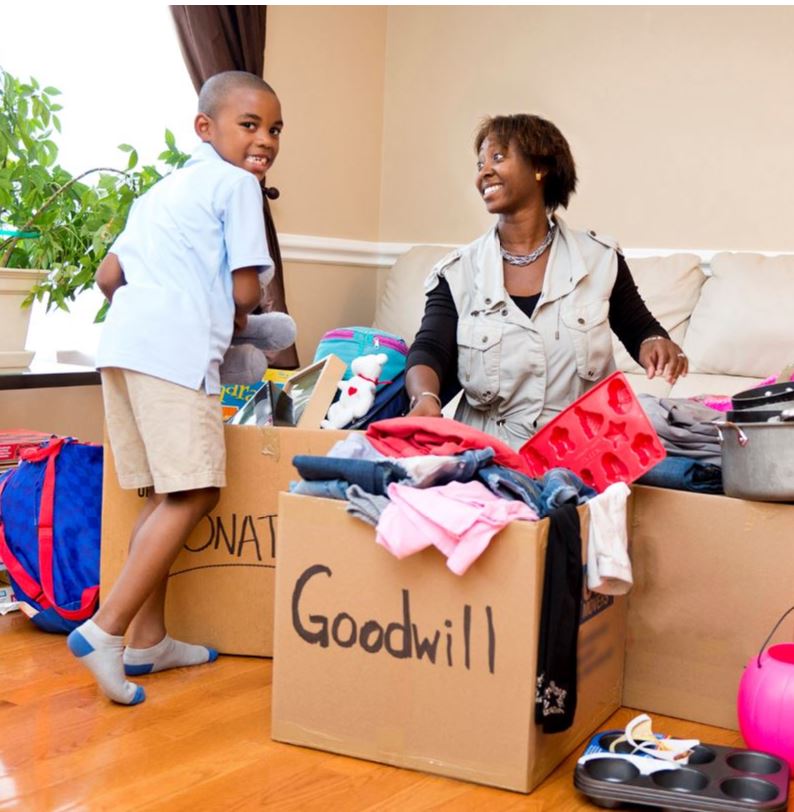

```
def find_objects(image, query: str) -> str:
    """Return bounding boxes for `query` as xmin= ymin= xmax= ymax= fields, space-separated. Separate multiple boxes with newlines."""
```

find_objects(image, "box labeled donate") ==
xmin=271 ymin=494 xmax=626 ymax=793
xmin=100 ymin=425 xmax=347 ymax=656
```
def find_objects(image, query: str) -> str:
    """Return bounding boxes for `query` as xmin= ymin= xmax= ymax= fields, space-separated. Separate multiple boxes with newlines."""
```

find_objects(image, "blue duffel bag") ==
xmin=0 ymin=437 xmax=102 ymax=634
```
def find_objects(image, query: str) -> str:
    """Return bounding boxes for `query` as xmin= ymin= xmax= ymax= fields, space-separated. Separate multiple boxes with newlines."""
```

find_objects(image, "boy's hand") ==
xmin=234 ymin=312 xmax=248 ymax=333
xmin=231 ymin=266 xmax=263 ymax=327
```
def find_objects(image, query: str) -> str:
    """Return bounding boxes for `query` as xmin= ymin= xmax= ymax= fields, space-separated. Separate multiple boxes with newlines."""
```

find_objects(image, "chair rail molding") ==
xmin=280 ymin=233 xmax=794 ymax=275
xmin=279 ymin=233 xmax=416 ymax=268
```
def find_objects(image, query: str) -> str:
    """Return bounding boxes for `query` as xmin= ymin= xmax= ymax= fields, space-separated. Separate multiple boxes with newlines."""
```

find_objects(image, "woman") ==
xmin=405 ymin=114 xmax=687 ymax=450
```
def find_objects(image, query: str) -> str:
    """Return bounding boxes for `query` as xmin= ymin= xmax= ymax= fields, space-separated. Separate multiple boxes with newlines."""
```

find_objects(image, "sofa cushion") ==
xmin=669 ymin=372 xmax=765 ymax=400
xmin=612 ymin=253 xmax=705 ymax=375
xmin=624 ymin=373 xmax=674 ymax=398
xmin=683 ymin=253 xmax=794 ymax=378
xmin=372 ymin=245 xmax=453 ymax=343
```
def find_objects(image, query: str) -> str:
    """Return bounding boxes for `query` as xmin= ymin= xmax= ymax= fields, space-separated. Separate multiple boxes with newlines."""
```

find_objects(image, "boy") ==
xmin=67 ymin=71 xmax=284 ymax=705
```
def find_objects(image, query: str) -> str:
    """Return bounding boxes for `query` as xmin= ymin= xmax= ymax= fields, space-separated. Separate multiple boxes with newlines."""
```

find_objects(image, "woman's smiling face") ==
xmin=476 ymin=134 xmax=543 ymax=215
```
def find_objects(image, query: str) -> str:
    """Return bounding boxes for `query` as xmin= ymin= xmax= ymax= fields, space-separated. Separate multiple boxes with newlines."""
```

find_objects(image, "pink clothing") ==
xmin=696 ymin=395 xmax=732 ymax=412
xmin=698 ymin=371 xmax=794 ymax=412
xmin=376 ymin=480 xmax=538 ymax=575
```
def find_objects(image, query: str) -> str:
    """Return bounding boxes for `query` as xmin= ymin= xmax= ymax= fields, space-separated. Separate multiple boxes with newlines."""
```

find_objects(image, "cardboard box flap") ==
xmin=283 ymin=354 xmax=346 ymax=429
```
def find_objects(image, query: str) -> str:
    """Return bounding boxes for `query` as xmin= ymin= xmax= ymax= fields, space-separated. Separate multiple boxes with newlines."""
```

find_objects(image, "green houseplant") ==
xmin=0 ymin=66 xmax=188 ymax=365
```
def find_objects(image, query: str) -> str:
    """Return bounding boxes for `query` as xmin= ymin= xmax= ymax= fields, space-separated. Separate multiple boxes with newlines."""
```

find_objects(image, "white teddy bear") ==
xmin=220 ymin=265 xmax=297 ymax=385
xmin=321 ymin=353 xmax=389 ymax=430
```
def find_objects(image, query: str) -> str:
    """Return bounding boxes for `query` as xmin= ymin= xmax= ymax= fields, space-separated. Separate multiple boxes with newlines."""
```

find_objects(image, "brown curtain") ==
xmin=170 ymin=5 xmax=299 ymax=368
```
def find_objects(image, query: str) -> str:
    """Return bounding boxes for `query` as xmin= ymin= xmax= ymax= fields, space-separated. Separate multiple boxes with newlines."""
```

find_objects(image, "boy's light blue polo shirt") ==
xmin=96 ymin=142 xmax=272 ymax=394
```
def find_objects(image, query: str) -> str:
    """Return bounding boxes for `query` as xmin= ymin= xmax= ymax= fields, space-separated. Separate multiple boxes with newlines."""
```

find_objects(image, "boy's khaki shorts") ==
xmin=101 ymin=368 xmax=226 ymax=493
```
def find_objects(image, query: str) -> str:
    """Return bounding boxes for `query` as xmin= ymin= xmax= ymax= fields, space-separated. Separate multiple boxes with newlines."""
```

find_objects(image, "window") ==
xmin=4 ymin=7 xmax=199 ymax=363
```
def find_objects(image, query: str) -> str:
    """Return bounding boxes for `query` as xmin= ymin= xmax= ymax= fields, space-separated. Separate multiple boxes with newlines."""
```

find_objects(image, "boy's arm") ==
xmin=232 ymin=267 xmax=264 ymax=331
xmin=96 ymin=252 xmax=126 ymax=302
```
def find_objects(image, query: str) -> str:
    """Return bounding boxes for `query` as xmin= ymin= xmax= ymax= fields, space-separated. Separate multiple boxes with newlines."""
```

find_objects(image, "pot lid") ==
xmin=731 ymin=381 xmax=794 ymax=411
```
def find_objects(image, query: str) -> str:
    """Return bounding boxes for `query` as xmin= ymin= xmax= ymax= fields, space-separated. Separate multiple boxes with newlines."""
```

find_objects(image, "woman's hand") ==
xmin=639 ymin=337 xmax=688 ymax=385
xmin=407 ymin=392 xmax=443 ymax=418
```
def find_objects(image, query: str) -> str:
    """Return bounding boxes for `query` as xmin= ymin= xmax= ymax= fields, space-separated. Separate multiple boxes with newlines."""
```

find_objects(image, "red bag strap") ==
xmin=36 ymin=439 xmax=99 ymax=621
xmin=0 ymin=472 xmax=50 ymax=608
xmin=0 ymin=439 xmax=98 ymax=621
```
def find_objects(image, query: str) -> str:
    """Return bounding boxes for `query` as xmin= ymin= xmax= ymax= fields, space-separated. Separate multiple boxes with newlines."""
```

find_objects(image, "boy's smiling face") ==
xmin=194 ymin=86 xmax=282 ymax=182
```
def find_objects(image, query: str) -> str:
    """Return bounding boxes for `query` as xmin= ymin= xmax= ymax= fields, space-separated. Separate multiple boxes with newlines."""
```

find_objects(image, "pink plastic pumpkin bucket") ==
xmin=737 ymin=606 xmax=794 ymax=769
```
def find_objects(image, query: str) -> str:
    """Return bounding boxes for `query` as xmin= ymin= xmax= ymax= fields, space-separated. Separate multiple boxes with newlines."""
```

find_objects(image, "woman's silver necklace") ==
xmin=500 ymin=224 xmax=557 ymax=266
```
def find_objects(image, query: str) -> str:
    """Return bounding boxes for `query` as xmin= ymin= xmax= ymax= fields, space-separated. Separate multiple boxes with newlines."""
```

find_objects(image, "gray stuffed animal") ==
xmin=220 ymin=264 xmax=297 ymax=385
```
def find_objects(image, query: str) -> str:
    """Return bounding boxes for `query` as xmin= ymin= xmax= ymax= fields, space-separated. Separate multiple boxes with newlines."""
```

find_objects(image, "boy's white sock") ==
xmin=67 ymin=619 xmax=145 ymax=706
xmin=123 ymin=634 xmax=218 ymax=676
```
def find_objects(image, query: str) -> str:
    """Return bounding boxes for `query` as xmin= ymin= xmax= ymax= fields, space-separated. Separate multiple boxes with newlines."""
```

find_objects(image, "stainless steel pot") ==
xmin=717 ymin=419 xmax=794 ymax=502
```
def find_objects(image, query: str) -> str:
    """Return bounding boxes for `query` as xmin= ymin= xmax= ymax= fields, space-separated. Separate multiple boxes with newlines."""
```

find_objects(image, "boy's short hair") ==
xmin=198 ymin=71 xmax=277 ymax=117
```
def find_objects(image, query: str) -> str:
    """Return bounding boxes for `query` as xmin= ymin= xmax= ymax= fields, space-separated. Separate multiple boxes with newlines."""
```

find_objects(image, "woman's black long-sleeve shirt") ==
xmin=406 ymin=254 xmax=668 ymax=386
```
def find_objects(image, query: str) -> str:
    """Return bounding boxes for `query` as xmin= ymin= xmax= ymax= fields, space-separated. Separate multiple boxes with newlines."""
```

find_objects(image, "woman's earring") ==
xmin=535 ymin=172 xmax=543 ymax=182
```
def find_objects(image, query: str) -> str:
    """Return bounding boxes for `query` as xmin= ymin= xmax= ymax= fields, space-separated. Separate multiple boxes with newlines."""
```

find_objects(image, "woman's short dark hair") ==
xmin=475 ymin=114 xmax=578 ymax=210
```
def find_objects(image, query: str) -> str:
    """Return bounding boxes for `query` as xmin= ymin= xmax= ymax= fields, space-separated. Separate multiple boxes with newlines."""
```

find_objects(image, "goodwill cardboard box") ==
xmin=623 ymin=486 xmax=794 ymax=731
xmin=101 ymin=424 xmax=348 ymax=657
xmin=271 ymin=493 xmax=627 ymax=793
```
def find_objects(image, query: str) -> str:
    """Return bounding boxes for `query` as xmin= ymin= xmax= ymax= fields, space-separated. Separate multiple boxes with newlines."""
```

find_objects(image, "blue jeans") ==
xmin=478 ymin=465 xmax=597 ymax=517
xmin=402 ymin=447 xmax=496 ymax=487
xmin=292 ymin=455 xmax=409 ymax=496
xmin=478 ymin=465 xmax=544 ymax=513
xmin=541 ymin=468 xmax=598 ymax=513
xmin=637 ymin=455 xmax=723 ymax=494
xmin=289 ymin=478 xmax=350 ymax=500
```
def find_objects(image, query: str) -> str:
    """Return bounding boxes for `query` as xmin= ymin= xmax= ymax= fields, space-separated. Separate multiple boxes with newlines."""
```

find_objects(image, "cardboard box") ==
xmin=271 ymin=493 xmax=627 ymax=793
xmin=623 ymin=486 xmax=794 ymax=731
xmin=100 ymin=425 xmax=347 ymax=656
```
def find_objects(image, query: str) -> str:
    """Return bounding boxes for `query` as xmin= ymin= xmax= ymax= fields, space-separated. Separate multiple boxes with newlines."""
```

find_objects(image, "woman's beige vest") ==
xmin=425 ymin=216 xmax=619 ymax=450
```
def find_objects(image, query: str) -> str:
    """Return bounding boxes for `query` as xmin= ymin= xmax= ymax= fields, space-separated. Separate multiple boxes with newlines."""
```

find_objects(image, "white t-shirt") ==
xmin=96 ymin=142 xmax=272 ymax=393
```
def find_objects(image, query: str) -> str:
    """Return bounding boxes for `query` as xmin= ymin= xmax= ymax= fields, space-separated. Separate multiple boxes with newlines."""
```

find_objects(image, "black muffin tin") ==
xmin=574 ymin=729 xmax=790 ymax=811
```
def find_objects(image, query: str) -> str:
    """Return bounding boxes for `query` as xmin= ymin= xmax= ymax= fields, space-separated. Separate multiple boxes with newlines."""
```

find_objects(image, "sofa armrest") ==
xmin=372 ymin=245 xmax=453 ymax=343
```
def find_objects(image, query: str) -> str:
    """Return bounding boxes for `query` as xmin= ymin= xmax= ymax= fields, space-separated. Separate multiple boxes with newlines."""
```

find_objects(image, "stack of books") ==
xmin=220 ymin=368 xmax=294 ymax=421
xmin=0 ymin=431 xmax=48 ymax=611
xmin=0 ymin=429 xmax=54 ymax=474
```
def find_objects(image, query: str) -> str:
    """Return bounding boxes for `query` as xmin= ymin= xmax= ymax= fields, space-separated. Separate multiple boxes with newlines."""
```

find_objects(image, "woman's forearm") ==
xmin=405 ymin=365 xmax=443 ymax=415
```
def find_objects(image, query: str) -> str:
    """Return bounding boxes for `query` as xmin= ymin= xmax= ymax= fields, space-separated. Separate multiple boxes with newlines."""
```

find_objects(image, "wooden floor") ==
xmin=1 ymin=612 xmax=791 ymax=812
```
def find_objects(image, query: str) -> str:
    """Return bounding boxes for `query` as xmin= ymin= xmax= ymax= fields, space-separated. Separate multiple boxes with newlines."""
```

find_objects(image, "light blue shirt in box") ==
xmin=96 ymin=142 xmax=272 ymax=394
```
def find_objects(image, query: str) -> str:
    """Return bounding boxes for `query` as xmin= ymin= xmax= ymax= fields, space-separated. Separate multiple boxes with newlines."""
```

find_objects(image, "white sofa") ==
xmin=373 ymin=246 xmax=794 ymax=402
xmin=373 ymin=244 xmax=794 ymax=734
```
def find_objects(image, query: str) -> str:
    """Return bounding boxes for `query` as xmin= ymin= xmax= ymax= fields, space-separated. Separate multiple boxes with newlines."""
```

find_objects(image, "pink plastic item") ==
xmin=519 ymin=371 xmax=666 ymax=492
xmin=737 ymin=607 xmax=794 ymax=769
